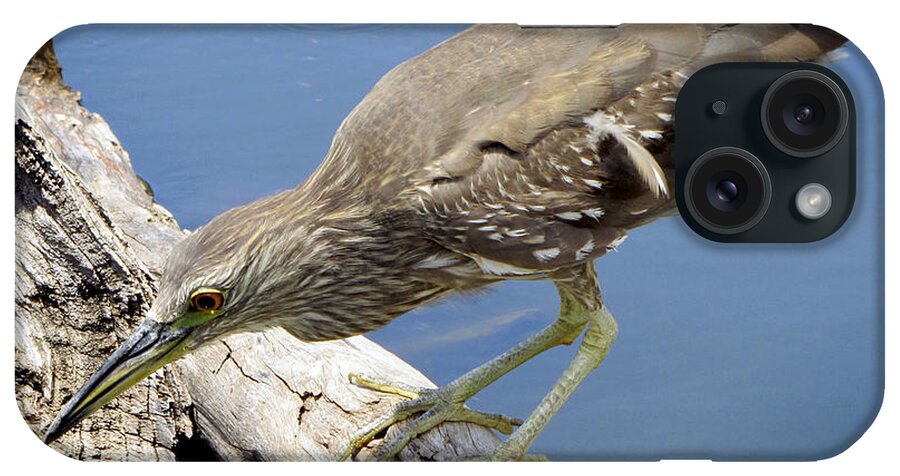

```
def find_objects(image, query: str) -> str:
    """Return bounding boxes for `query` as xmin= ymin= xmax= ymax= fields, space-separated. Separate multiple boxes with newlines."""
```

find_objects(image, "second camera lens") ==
xmin=716 ymin=180 xmax=739 ymax=202
xmin=684 ymin=147 xmax=772 ymax=235
xmin=707 ymin=174 xmax=747 ymax=212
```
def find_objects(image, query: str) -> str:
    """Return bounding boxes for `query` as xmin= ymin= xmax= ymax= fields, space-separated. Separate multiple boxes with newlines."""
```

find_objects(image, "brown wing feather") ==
xmin=305 ymin=24 xmax=847 ymax=275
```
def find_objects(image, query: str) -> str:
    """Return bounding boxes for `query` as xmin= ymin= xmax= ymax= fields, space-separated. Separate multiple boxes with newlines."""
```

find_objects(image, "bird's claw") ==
xmin=339 ymin=372 xmax=523 ymax=461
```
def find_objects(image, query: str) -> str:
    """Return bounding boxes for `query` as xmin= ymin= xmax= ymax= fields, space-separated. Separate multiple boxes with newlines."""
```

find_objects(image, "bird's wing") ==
xmin=308 ymin=24 xmax=846 ymax=274
xmin=306 ymin=24 xmax=669 ymax=199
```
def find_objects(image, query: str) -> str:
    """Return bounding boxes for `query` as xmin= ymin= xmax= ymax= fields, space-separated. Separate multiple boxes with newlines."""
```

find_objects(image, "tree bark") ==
xmin=15 ymin=42 xmax=500 ymax=461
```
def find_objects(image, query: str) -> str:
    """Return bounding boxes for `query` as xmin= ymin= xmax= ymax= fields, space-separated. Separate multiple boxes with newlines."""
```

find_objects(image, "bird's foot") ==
xmin=339 ymin=372 xmax=523 ymax=461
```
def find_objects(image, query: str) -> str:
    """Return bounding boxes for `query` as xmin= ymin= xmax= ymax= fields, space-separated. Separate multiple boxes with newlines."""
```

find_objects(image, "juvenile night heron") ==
xmin=45 ymin=24 xmax=846 ymax=459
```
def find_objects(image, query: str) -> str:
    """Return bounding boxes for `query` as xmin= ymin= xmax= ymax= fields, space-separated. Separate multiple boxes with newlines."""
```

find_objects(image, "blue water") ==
xmin=51 ymin=24 xmax=883 ymax=460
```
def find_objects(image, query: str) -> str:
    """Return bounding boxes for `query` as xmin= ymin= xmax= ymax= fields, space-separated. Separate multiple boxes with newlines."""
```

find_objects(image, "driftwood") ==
xmin=14 ymin=42 xmax=500 ymax=461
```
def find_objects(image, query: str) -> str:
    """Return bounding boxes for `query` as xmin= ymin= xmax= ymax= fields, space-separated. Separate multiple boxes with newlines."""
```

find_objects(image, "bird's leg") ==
xmin=491 ymin=288 xmax=617 ymax=460
xmin=339 ymin=263 xmax=605 ymax=461
xmin=339 ymin=312 xmax=584 ymax=460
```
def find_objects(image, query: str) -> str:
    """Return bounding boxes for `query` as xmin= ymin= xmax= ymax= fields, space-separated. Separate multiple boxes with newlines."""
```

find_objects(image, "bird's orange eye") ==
xmin=191 ymin=291 xmax=224 ymax=312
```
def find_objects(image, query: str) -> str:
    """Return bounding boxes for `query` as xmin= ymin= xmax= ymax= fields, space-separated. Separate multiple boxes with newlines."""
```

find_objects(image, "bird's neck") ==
xmin=234 ymin=183 xmax=448 ymax=342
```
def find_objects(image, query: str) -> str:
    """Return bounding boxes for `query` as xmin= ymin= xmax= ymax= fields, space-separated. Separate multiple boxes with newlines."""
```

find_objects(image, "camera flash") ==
xmin=795 ymin=183 xmax=832 ymax=220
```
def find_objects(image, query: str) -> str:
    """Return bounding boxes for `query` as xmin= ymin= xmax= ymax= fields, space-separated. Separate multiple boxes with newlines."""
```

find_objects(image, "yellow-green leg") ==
xmin=339 ymin=263 xmax=615 ymax=461
xmin=491 ymin=302 xmax=617 ymax=460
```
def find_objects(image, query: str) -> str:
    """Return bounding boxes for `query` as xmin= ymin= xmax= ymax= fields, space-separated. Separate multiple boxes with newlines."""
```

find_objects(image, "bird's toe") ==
xmin=340 ymin=374 xmax=521 ymax=461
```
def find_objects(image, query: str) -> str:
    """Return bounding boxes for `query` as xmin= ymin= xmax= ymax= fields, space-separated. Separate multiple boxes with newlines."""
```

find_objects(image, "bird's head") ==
xmin=44 ymin=198 xmax=299 ymax=443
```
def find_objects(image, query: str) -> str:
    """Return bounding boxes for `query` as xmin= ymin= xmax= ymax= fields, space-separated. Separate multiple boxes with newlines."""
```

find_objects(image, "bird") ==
xmin=44 ymin=24 xmax=846 ymax=460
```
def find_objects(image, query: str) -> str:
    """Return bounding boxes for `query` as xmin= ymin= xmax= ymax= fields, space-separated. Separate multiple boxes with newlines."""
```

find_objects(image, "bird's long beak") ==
xmin=43 ymin=318 xmax=190 ymax=444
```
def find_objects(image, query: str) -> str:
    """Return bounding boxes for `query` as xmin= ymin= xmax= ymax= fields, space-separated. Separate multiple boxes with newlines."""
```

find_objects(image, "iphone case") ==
xmin=14 ymin=24 xmax=884 ymax=461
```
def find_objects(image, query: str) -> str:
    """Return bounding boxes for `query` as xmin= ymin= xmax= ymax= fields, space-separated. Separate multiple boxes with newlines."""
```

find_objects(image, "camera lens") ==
xmin=684 ymin=147 xmax=771 ymax=235
xmin=707 ymin=173 xmax=747 ymax=212
xmin=761 ymin=70 xmax=848 ymax=158
xmin=716 ymin=180 xmax=739 ymax=202
xmin=793 ymin=104 xmax=815 ymax=124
